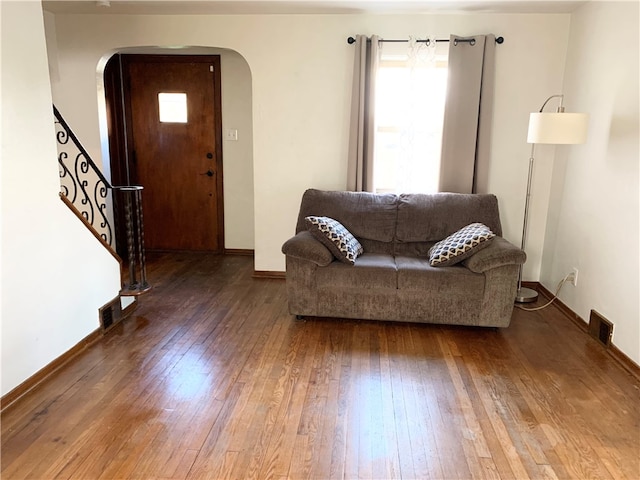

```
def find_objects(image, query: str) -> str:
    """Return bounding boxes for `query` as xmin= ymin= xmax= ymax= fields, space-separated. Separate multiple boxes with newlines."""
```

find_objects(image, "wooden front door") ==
xmin=120 ymin=55 xmax=223 ymax=252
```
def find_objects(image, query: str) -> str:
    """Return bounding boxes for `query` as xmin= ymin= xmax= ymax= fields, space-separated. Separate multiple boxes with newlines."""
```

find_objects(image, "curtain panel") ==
xmin=439 ymin=34 xmax=496 ymax=194
xmin=347 ymin=35 xmax=380 ymax=192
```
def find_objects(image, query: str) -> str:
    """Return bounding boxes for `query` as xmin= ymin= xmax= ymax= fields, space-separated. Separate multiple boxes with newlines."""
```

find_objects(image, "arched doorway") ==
xmin=98 ymin=47 xmax=255 ymax=258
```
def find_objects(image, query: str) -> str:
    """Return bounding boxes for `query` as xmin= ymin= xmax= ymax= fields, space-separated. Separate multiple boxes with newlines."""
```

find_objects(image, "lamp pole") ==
xmin=515 ymin=143 xmax=539 ymax=303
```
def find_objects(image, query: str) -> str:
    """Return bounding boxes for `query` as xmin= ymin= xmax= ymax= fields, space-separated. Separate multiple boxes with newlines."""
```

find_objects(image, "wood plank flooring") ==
xmin=2 ymin=252 xmax=638 ymax=479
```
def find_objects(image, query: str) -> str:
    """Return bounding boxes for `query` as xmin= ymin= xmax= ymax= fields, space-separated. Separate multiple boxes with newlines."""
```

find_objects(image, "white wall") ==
xmin=541 ymin=1 xmax=639 ymax=363
xmin=46 ymin=12 xmax=571 ymax=278
xmin=218 ymin=49 xmax=255 ymax=250
xmin=0 ymin=1 xmax=122 ymax=396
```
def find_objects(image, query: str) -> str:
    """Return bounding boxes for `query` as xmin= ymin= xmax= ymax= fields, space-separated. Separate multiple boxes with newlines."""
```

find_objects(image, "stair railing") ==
xmin=116 ymin=186 xmax=150 ymax=296
xmin=55 ymin=105 xmax=113 ymax=246
xmin=54 ymin=105 xmax=151 ymax=296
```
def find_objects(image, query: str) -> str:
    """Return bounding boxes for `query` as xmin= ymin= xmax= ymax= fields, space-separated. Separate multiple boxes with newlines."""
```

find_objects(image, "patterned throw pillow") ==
xmin=428 ymin=222 xmax=495 ymax=267
xmin=305 ymin=216 xmax=363 ymax=265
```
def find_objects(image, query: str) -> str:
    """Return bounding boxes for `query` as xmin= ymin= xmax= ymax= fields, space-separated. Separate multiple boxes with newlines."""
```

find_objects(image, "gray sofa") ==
xmin=281 ymin=189 xmax=526 ymax=328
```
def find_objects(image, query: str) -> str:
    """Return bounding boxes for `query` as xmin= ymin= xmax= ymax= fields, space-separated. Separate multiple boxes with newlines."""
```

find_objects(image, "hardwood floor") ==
xmin=2 ymin=252 xmax=638 ymax=479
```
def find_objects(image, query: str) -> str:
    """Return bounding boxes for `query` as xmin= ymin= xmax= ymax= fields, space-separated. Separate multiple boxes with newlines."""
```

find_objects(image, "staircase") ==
xmin=54 ymin=105 xmax=151 ymax=296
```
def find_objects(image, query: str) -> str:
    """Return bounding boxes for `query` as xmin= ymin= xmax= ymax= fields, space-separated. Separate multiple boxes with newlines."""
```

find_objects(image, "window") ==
xmin=373 ymin=40 xmax=448 ymax=194
xmin=158 ymin=92 xmax=188 ymax=123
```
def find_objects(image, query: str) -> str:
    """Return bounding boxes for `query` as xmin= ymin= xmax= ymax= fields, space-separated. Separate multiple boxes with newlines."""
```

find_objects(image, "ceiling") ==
xmin=42 ymin=0 xmax=589 ymax=15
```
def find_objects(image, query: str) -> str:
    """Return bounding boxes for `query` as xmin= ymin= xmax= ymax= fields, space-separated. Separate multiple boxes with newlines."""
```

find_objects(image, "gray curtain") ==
xmin=439 ymin=34 xmax=496 ymax=194
xmin=347 ymin=35 xmax=380 ymax=192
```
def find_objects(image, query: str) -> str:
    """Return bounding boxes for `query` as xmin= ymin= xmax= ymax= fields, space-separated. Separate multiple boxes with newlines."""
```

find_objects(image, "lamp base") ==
xmin=515 ymin=287 xmax=538 ymax=304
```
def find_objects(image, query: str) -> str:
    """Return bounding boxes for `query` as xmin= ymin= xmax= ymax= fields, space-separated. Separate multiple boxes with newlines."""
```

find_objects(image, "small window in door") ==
xmin=158 ymin=93 xmax=187 ymax=123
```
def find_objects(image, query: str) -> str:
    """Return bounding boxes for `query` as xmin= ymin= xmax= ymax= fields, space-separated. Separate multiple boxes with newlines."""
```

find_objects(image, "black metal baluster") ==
xmin=54 ymin=105 xmax=110 ymax=244
xmin=123 ymin=189 xmax=138 ymax=291
xmin=134 ymin=187 xmax=150 ymax=291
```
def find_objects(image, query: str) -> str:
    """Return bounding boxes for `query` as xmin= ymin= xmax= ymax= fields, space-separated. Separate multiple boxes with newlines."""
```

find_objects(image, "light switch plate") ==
xmin=224 ymin=129 xmax=238 ymax=141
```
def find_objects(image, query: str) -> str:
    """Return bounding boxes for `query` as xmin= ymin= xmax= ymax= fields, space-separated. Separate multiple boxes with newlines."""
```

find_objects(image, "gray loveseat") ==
xmin=281 ymin=189 xmax=526 ymax=328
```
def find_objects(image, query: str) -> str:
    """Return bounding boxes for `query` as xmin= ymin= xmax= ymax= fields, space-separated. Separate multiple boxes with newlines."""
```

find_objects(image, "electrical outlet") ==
xmin=570 ymin=267 xmax=579 ymax=286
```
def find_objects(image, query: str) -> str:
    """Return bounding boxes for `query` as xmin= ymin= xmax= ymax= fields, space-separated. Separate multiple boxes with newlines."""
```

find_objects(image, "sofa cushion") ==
xmin=296 ymin=189 xmax=398 ymax=243
xmin=393 ymin=241 xmax=435 ymax=258
xmin=396 ymin=256 xmax=485 ymax=296
xmin=316 ymin=253 xmax=397 ymax=289
xmin=305 ymin=216 xmax=363 ymax=265
xmin=396 ymin=193 xmax=502 ymax=243
xmin=428 ymin=223 xmax=495 ymax=267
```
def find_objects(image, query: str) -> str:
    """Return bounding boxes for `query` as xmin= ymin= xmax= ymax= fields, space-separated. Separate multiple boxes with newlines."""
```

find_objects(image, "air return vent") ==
xmin=589 ymin=310 xmax=613 ymax=347
xmin=99 ymin=297 xmax=123 ymax=332
xmin=102 ymin=307 xmax=114 ymax=329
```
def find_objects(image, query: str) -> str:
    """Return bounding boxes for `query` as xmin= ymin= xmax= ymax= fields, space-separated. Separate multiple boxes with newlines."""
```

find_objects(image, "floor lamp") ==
xmin=515 ymin=94 xmax=589 ymax=303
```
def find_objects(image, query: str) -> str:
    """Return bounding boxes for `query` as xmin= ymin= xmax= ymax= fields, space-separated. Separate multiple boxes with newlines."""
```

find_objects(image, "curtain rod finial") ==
xmin=347 ymin=36 xmax=356 ymax=44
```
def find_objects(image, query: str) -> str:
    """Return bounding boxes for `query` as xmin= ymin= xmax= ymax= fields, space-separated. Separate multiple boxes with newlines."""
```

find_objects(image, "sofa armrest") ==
xmin=463 ymin=236 xmax=526 ymax=273
xmin=282 ymin=231 xmax=334 ymax=267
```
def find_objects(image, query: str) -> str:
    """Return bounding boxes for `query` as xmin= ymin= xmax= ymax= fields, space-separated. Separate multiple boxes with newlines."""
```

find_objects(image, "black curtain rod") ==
xmin=347 ymin=36 xmax=504 ymax=45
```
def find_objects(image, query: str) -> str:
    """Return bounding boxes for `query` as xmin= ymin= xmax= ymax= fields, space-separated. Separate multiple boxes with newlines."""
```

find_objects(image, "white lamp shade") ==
xmin=527 ymin=112 xmax=589 ymax=144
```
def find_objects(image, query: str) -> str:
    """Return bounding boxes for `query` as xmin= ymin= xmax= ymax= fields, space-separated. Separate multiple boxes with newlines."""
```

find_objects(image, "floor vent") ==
xmin=99 ymin=297 xmax=123 ymax=332
xmin=102 ymin=306 xmax=114 ymax=329
xmin=589 ymin=310 xmax=613 ymax=347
